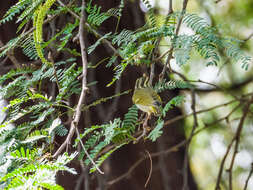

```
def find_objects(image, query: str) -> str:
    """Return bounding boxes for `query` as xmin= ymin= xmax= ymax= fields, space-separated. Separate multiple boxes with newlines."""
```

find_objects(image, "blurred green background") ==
xmin=146 ymin=0 xmax=253 ymax=189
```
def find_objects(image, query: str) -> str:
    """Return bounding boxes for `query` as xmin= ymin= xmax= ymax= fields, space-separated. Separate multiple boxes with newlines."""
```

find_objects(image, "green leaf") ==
xmin=147 ymin=119 xmax=164 ymax=142
xmin=48 ymin=118 xmax=62 ymax=135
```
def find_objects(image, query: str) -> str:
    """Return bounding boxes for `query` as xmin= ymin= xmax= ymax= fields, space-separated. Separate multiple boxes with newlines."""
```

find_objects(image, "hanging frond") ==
xmin=121 ymin=105 xmax=139 ymax=134
xmin=223 ymin=38 xmax=252 ymax=70
xmin=173 ymin=35 xmax=193 ymax=66
xmin=155 ymin=79 xmax=194 ymax=92
xmin=147 ymin=119 xmax=164 ymax=142
xmin=17 ymin=0 xmax=43 ymax=23
xmin=88 ymin=32 xmax=112 ymax=54
xmin=20 ymin=34 xmax=39 ymax=60
xmin=0 ymin=0 xmax=30 ymax=25
xmin=162 ymin=95 xmax=185 ymax=117
xmin=107 ymin=61 xmax=128 ymax=87
xmin=54 ymin=125 xmax=68 ymax=137
xmin=0 ymin=67 xmax=34 ymax=84
xmin=112 ymin=29 xmax=134 ymax=46
xmin=57 ymin=20 xmax=79 ymax=51
xmin=141 ymin=0 xmax=156 ymax=27
xmin=1 ymin=152 xmax=77 ymax=189
xmin=0 ymin=36 xmax=21 ymax=58
xmin=86 ymin=2 xmax=122 ymax=27
xmin=183 ymin=13 xmax=209 ymax=34
xmin=106 ymin=55 xmax=118 ymax=67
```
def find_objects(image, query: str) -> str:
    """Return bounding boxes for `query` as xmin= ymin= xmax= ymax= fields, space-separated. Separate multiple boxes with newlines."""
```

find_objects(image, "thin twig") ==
xmin=149 ymin=0 xmax=173 ymax=84
xmin=171 ymin=69 xmax=198 ymax=190
xmin=163 ymin=96 xmax=246 ymax=127
xmin=52 ymin=0 xmax=89 ymax=158
xmin=134 ymin=117 xmax=149 ymax=143
xmin=214 ymin=137 xmax=235 ymax=190
xmin=144 ymin=150 xmax=153 ymax=188
xmin=157 ymin=136 xmax=171 ymax=190
xmin=57 ymin=0 xmax=120 ymax=57
xmin=160 ymin=0 xmax=189 ymax=80
xmin=182 ymin=89 xmax=198 ymax=190
xmin=107 ymin=140 xmax=185 ymax=186
xmin=215 ymin=95 xmax=253 ymax=190
xmin=154 ymin=48 xmax=172 ymax=62
xmin=227 ymin=96 xmax=253 ymax=190
xmin=75 ymin=128 xmax=104 ymax=174
xmin=243 ymin=163 xmax=253 ymax=190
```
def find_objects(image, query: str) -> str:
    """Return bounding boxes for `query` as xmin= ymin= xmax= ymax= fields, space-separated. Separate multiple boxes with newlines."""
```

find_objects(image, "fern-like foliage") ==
xmin=146 ymin=95 xmax=184 ymax=141
xmin=33 ymin=0 xmax=56 ymax=66
xmin=74 ymin=105 xmax=139 ymax=173
xmin=155 ymin=79 xmax=194 ymax=93
xmin=182 ymin=13 xmax=251 ymax=68
xmin=147 ymin=119 xmax=164 ymax=142
xmin=57 ymin=20 xmax=79 ymax=51
xmin=162 ymin=95 xmax=185 ymax=117
xmin=0 ymin=0 xmax=251 ymax=188
xmin=0 ymin=56 xmax=84 ymax=188
xmin=86 ymin=0 xmax=124 ymax=27
xmin=1 ymin=152 xmax=77 ymax=189
xmin=20 ymin=34 xmax=39 ymax=60
xmin=141 ymin=0 xmax=156 ymax=27
xmin=0 ymin=0 xmax=30 ymax=25
xmin=88 ymin=32 xmax=112 ymax=54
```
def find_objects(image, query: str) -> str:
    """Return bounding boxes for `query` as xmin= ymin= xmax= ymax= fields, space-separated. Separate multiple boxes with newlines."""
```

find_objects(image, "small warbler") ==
xmin=132 ymin=76 xmax=162 ymax=116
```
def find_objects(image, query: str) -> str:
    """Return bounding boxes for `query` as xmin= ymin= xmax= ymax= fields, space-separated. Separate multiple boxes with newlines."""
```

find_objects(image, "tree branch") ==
xmin=160 ymin=0 xmax=189 ymax=80
xmin=52 ymin=0 xmax=89 ymax=158
xmin=243 ymin=163 xmax=253 ymax=190
xmin=215 ymin=94 xmax=253 ymax=190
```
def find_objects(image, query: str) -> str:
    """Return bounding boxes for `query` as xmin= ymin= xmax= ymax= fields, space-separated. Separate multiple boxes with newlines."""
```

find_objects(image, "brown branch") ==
xmin=160 ymin=0 xmax=189 ymax=80
xmin=227 ymin=95 xmax=253 ymax=190
xmin=57 ymin=0 xmax=120 ymax=57
xmin=149 ymin=0 xmax=173 ymax=84
xmin=107 ymin=140 xmax=185 ymax=186
xmin=182 ymin=89 xmax=198 ymax=190
xmin=243 ymin=163 xmax=253 ymax=190
xmin=157 ymin=137 xmax=171 ymax=190
xmin=52 ymin=0 xmax=89 ymax=158
xmin=134 ymin=114 xmax=150 ymax=142
xmin=144 ymin=150 xmax=153 ymax=188
xmin=163 ymin=96 xmax=245 ymax=127
xmin=75 ymin=128 xmax=104 ymax=174
xmin=170 ymin=68 xmax=198 ymax=190
xmin=215 ymin=95 xmax=253 ymax=190
xmin=214 ymin=137 xmax=235 ymax=190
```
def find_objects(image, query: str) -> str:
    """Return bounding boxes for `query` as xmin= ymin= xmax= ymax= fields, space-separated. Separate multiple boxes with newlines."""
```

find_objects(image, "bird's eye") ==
xmin=154 ymin=101 xmax=161 ymax=107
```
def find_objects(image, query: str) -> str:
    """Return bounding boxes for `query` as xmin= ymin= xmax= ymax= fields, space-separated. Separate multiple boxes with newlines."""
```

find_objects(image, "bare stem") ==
xmin=52 ymin=0 xmax=89 ymax=158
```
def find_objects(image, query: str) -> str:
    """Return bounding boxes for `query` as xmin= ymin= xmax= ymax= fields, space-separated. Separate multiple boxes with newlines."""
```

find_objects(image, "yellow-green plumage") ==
xmin=132 ymin=77 xmax=162 ymax=116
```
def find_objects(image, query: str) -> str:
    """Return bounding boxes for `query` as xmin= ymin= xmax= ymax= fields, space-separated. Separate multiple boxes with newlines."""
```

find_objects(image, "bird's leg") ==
xmin=134 ymin=113 xmax=151 ymax=143
xmin=137 ymin=113 xmax=146 ymax=130
xmin=143 ymin=113 xmax=150 ymax=127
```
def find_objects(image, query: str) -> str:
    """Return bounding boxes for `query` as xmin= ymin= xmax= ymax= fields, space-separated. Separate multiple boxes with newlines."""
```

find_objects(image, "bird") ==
xmin=132 ymin=75 xmax=162 ymax=117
